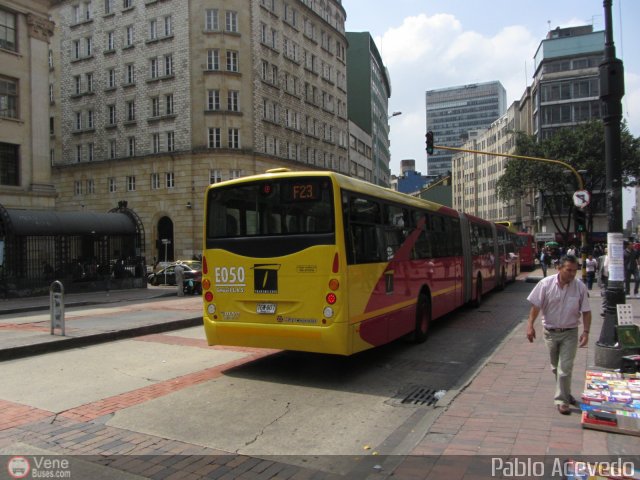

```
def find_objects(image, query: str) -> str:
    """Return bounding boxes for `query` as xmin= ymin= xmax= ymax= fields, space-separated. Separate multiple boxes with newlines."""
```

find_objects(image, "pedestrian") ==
xmin=540 ymin=247 xmax=551 ymax=277
xmin=623 ymin=241 xmax=639 ymax=298
xmin=526 ymin=255 xmax=591 ymax=415
xmin=175 ymin=263 xmax=185 ymax=297
xmin=597 ymin=248 xmax=609 ymax=294
xmin=585 ymin=254 xmax=597 ymax=290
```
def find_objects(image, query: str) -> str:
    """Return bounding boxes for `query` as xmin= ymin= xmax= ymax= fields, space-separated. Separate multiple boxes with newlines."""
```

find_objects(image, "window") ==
xmin=165 ymin=171 xmax=174 ymax=188
xmin=208 ymin=127 xmax=220 ymax=148
xmin=230 ymin=169 xmax=241 ymax=179
xmin=106 ymin=31 xmax=114 ymax=50
xmin=150 ymin=57 xmax=158 ymax=78
xmin=151 ymin=96 xmax=160 ymax=117
xmin=125 ymin=63 xmax=135 ymax=84
xmin=164 ymin=54 xmax=173 ymax=76
xmin=228 ymin=90 xmax=239 ymax=111
xmin=151 ymin=172 xmax=160 ymax=189
xmin=152 ymin=133 xmax=160 ymax=153
xmin=73 ymin=40 xmax=80 ymax=59
xmin=228 ymin=128 xmax=239 ymax=149
xmin=86 ymin=73 xmax=93 ymax=93
xmin=107 ymin=68 xmax=116 ymax=88
xmin=205 ymin=9 xmax=218 ymax=31
xmin=123 ymin=0 xmax=133 ymax=8
xmin=49 ymin=84 xmax=54 ymax=103
xmin=75 ymin=111 xmax=82 ymax=130
xmin=127 ymin=137 xmax=135 ymax=156
xmin=74 ymin=180 xmax=82 ymax=195
xmin=73 ymin=75 xmax=81 ymax=95
xmin=165 ymin=94 xmax=173 ymax=114
xmin=126 ymin=100 xmax=135 ymax=121
xmin=75 ymin=144 xmax=82 ymax=162
xmin=87 ymin=178 xmax=95 ymax=194
xmin=108 ymin=139 xmax=117 ymax=158
xmin=166 ymin=131 xmax=174 ymax=152
xmin=207 ymin=89 xmax=220 ymax=110
xmin=149 ymin=19 xmax=157 ymax=40
xmin=226 ymin=51 xmax=238 ymax=72
xmin=109 ymin=177 xmax=117 ymax=193
xmin=225 ymin=11 xmax=238 ymax=32
xmin=85 ymin=37 xmax=92 ymax=56
xmin=125 ymin=25 xmax=134 ymax=47
xmin=73 ymin=5 xmax=81 ymax=23
xmin=207 ymin=49 xmax=219 ymax=71
xmin=105 ymin=0 xmax=114 ymax=14
xmin=127 ymin=175 xmax=136 ymax=191
xmin=87 ymin=142 xmax=94 ymax=161
xmin=209 ymin=169 xmax=222 ymax=183
xmin=108 ymin=104 xmax=116 ymax=125
xmin=164 ymin=16 xmax=172 ymax=36
xmin=0 ymin=142 xmax=19 ymax=185
xmin=87 ymin=109 xmax=94 ymax=128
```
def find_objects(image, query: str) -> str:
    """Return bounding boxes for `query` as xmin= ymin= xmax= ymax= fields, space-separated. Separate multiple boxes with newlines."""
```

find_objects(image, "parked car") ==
xmin=147 ymin=263 xmax=202 ymax=294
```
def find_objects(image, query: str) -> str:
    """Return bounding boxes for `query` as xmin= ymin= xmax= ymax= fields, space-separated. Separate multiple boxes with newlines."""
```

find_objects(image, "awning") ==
xmin=2 ymin=208 xmax=136 ymax=236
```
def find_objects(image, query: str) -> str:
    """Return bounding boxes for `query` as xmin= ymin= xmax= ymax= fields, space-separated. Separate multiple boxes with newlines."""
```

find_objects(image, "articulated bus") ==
xmin=202 ymin=170 xmax=518 ymax=355
xmin=515 ymin=232 xmax=536 ymax=270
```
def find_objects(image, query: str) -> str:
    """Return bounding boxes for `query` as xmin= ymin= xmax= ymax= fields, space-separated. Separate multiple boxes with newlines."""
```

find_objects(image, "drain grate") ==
xmin=400 ymin=386 xmax=444 ymax=406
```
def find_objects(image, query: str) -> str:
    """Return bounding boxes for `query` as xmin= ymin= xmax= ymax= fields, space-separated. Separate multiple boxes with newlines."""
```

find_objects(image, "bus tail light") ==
xmin=202 ymin=278 xmax=211 ymax=290
xmin=204 ymin=291 xmax=214 ymax=302
xmin=328 ymin=278 xmax=339 ymax=291
xmin=203 ymin=256 xmax=208 ymax=274
xmin=332 ymin=252 xmax=339 ymax=273
xmin=326 ymin=293 xmax=337 ymax=305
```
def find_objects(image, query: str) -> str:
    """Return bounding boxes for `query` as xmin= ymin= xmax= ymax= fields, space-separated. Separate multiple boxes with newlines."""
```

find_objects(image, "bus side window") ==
xmin=226 ymin=214 xmax=238 ymax=236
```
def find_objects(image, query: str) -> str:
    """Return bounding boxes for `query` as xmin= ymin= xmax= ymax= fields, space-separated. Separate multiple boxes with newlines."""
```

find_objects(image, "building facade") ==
xmin=531 ymin=25 xmax=604 ymax=140
xmin=0 ymin=0 xmax=55 ymax=210
xmin=346 ymin=31 xmax=392 ymax=186
xmin=347 ymin=119 xmax=373 ymax=182
xmin=426 ymin=81 xmax=506 ymax=178
xmin=452 ymin=102 xmax=520 ymax=221
xmin=49 ymin=0 xmax=349 ymax=263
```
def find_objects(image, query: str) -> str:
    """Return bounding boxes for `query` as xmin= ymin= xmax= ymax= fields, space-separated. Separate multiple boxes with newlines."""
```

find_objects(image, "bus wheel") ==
xmin=472 ymin=277 xmax=483 ymax=308
xmin=413 ymin=293 xmax=431 ymax=343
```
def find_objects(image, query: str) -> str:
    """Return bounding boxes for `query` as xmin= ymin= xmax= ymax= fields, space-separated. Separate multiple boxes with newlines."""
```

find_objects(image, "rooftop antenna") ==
xmin=547 ymin=20 xmax=551 ymax=32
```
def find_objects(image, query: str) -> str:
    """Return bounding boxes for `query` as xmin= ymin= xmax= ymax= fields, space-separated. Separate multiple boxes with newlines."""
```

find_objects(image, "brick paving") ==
xmin=1 ymin=279 xmax=640 ymax=479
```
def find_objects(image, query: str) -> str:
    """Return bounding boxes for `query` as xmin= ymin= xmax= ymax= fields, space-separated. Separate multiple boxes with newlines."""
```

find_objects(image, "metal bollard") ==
xmin=50 ymin=280 xmax=65 ymax=336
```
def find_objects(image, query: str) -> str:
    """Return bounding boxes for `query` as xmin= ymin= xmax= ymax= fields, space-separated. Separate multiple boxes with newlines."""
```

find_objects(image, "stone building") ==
xmin=49 ymin=0 xmax=349 ymax=263
xmin=0 ymin=0 xmax=55 ymax=210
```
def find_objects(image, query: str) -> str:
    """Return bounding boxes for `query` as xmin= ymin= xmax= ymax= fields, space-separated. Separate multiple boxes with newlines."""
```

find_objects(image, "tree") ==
xmin=496 ymin=121 xmax=640 ymax=245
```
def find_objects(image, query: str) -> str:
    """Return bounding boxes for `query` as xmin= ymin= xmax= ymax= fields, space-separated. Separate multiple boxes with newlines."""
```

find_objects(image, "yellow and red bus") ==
xmin=202 ymin=170 xmax=515 ymax=355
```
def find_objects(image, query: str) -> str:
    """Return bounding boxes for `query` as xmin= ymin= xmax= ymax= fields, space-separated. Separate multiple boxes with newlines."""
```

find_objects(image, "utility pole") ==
xmin=595 ymin=0 xmax=626 ymax=367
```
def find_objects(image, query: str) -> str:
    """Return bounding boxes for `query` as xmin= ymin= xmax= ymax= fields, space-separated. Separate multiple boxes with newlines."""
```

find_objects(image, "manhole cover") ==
xmin=400 ymin=386 xmax=445 ymax=406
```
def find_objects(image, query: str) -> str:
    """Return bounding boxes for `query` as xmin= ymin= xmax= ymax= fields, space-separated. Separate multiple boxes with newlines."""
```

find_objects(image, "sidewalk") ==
xmin=400 ymin=267 xmax=640 ymax=464
xmin=0 ymin=286 xmax=202 ymax=361
xmin=1 ymin=272 xmax=640 ymax=479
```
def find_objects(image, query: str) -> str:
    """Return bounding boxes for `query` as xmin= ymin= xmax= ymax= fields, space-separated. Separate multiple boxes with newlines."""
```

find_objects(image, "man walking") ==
xmin=624 ymin=241 xmax=639 ymax=297
xmin=526 ymin=255 xmax=591 ymax=415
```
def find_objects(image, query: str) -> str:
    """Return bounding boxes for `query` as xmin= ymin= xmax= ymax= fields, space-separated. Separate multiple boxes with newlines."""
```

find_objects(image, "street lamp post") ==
xmin=595 ymin=0 xmax=626 ymax=368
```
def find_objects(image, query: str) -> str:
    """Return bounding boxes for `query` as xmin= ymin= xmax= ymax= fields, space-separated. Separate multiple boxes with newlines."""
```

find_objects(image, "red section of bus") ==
xmin=517 ymin=233 xmax=536 ymax=269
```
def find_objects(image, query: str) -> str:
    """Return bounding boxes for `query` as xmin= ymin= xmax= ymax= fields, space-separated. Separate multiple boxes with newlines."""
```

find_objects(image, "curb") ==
xmin=0 ymin=291 xmax=178 ymax=315
xmin=0 ymin=316 xmax=202 ymax=362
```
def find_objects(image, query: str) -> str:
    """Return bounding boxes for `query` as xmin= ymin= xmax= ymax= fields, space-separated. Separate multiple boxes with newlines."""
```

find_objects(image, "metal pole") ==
xmin=595 ymin=0 xmax=626 ymax=367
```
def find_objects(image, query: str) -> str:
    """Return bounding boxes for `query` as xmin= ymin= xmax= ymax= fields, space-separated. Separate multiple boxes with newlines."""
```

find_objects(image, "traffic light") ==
xmin=575 ymin=208 xmax=586 ymax=233
xmin=426 ymin=131 xmax=434 ymax=155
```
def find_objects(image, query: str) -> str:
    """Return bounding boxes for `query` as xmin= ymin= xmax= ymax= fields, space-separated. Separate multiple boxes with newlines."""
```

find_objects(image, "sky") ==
xmin=342 ymin=0 xmax=640 ymax=220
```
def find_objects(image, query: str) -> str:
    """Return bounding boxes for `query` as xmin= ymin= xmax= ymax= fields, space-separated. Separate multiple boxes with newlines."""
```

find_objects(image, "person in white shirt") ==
xmin=585 ymin=254 xmax=598 ymax=290
xmin=526 ymin=255 xmax=591 ymax=415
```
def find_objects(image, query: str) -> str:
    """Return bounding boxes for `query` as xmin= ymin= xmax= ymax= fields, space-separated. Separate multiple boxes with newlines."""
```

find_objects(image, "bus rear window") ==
xmin=207 ymin=178 xmax=334 ymax=238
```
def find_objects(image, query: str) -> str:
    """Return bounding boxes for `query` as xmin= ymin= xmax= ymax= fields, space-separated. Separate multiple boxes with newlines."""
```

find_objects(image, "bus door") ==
xmin=459 ymin=213 xmax=473 ymax=303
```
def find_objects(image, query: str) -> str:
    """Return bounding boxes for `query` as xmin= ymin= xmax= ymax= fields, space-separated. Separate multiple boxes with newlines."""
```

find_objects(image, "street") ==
xmin=0 ymin=282 xmax=530 ymax=476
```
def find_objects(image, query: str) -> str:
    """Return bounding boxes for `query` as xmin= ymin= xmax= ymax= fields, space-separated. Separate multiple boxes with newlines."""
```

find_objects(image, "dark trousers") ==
xmin=625 ymin=269 xmax=640 ymax=295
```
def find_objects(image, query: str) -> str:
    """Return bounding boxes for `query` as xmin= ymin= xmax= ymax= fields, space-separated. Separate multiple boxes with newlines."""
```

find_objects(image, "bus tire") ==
xmin=472 ymin=276 xmax=483 ymax=308
xmin=413 ymin=292 xmax=431 ymax=343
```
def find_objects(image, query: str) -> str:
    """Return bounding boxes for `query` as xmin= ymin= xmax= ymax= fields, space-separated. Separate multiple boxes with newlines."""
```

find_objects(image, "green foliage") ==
xmin=496 ymin=121 xmax=640 ymax=201
xmin=496 ymin=120 xmax=640 ymax=242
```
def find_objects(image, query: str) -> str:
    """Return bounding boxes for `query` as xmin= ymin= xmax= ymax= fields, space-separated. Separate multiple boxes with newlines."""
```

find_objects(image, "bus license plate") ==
xmin=256 ymin=303 xmax=276 ymax=314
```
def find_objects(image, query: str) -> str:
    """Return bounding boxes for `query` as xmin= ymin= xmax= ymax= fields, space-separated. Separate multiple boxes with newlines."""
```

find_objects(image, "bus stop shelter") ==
xmin=0 ymin=203 xmax=146 ymax=297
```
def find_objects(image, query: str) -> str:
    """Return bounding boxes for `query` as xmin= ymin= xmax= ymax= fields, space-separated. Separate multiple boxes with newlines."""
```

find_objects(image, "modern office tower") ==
xmin=531 ymin=25 xmax=604 ymax=140
xmin=425 ymin=81 xmax=506 ymax=178
xmin=346 ymin=31 xmax=392 ymax=187
xmin=0 ymin=1 xmax=55 ymax=209
xmin=48 ymin=0 xmax=348 ymax=261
